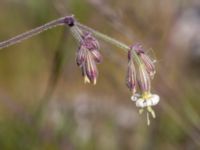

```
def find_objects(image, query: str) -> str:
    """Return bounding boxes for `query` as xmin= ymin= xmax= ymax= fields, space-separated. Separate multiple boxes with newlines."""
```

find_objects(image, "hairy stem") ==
xmin=76 ymin=22 xmax=129 ymax=51
xmin=0 ymin=17 xmax=68 ymax=50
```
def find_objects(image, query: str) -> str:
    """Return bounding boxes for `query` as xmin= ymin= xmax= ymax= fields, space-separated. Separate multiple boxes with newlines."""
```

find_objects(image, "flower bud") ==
xmin=72 ymin=29 xmax=102 ymax=84
xmin=131 ymin=43 xmax=144 ymax=55
xmin=90 ymin=49 xmax=102 ymax=63
xmin=82 ymin=32 xmax=100 ymax=51
xmin=85 ymin=52 xmax=98 ymax=84
xmin=137 ymin=65 xmax=151 ymax=93
xmin=131 ymin=93 xmax=140 ymax=102
xmin=140 ymin=53 xmax=156 ymax=78
xmin=76 ymin=46 xmax=87 ymax=66
xmin=126 ymin=60 xmax=137 ymax=94
xmin=131 ymin=43 xmax=156 ymax=78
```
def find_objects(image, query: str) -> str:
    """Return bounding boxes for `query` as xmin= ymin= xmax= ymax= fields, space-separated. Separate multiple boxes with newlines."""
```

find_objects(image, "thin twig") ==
xmin=76 ymin=22 xmax=129 ymax=51
xmin=0 ymin=17 xmax=67 ymax=50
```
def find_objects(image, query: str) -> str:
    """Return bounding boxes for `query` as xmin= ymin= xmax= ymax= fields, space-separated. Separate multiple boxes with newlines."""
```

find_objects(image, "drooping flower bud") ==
xmin=82 ymin=32 xmax=100 ymax=51
xmin=131 ymin=43 xmax=156 ymax=78
xmin=132 ymin=43 xmax=144 ymax=55
xmin=128 ymin=43 xmax=159 ymax=125
xmin=84 ymin=52 xmax=98 ymax=84
xmin=126 ymin=50 xmax=137 ymax=94
xmin=71 ymin=26 xmax=102 ymax=85
xmin=76 ymin=46 xmax=87 ymax=66
xmin=140 ymin=53 xmax=156 ymax=78
xmin=137 ymin=64 xmax=151 ymax=93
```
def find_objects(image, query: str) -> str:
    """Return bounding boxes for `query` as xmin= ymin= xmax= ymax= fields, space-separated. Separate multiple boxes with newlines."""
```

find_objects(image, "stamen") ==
xmin=147 ymin=112 xmax=150 ymax=126
xmin=84 ymin=76 xmax=90 ymax=84
xmin=93 ymin=79 xmax=97 ymax=85
xmin=147 ymin=106 xmax=156 ymax=118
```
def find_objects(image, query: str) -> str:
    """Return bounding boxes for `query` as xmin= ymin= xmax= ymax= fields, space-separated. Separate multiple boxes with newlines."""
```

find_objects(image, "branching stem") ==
xmin=0 ymin=15 xmax=137 ymax=60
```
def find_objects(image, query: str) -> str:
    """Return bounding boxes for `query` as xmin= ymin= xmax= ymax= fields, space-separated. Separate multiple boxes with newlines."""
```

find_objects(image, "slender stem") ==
xmin=0 ymin=17 xmax=67 ymax=50
xmin=76 ymin=22 xmax=130 ymax=51
xmin=70 ymin=26 xmax=83 ymax=42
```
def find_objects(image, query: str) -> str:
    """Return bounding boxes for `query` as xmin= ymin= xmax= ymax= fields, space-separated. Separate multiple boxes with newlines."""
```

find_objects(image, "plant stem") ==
xmin=0 ymin=15 xmax=141 ymax=65
xmin=76 ymin=22 xmax=130 ymax=51
xmin=0 ymin=17 xmax=67 ymax=50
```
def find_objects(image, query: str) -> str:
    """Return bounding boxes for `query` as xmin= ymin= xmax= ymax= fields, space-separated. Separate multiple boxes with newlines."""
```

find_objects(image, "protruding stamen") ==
xmin=84 ymin=75 xmax=91 ymax=84
xmin=147 ymin=112 xmax=150 ymax=126
xmin=147 ymin=106 xmax=156 ymax=118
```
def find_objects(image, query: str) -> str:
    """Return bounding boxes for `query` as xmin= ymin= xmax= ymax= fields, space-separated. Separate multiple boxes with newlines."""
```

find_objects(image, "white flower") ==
xmin=135 ymin=94 xmax=159 ymax=108
xmin=130 ymin=93 xmax=160 ymax=126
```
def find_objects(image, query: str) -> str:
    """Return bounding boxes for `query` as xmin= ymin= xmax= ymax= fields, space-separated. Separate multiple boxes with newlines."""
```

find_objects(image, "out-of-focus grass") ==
xmin=0 ymin=0 xmax=200 ymax=150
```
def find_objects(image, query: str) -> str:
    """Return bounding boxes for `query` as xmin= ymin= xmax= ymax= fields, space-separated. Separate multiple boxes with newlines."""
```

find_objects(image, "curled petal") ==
xmin=131 ymin=93 xmax=140 ymax=101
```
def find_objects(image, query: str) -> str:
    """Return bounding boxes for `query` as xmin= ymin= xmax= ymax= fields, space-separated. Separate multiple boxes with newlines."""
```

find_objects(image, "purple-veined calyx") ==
xmin=127 ymin=44 xmax=160 ymax=125
xmin=70 ymin=24 xmax=102 ymax=85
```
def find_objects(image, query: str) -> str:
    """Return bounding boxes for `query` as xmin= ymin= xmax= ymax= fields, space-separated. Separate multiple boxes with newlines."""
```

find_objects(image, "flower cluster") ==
xmin=69 ymin=23 xmax=102 ymax=85
xmin=77 ymin=33 xmax=102 ymax=84
xmin=66 ymin=17 xmax=159 ymax=125
xmin=126 ymin=44 xmax=159 ymax=125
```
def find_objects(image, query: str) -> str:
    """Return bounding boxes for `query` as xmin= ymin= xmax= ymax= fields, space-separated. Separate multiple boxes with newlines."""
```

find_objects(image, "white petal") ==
xmin=136 ymin=98 xmax=145 ymax=108
xmin=151 ymin=94 xmax=160 ymax=106
xmin=143 ymin=94 xmax=160 ymax=107
xmin=146 ymin=99 xmax=154 ymax=106
xmin=131 ymin=93 xmax=140 ymax=102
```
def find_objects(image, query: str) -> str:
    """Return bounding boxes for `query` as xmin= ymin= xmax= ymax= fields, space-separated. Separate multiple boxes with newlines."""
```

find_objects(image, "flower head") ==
xmin=71 ymin=26 xmax=102 ymax=85
xmin=132 ymin=43 xmax=156 ymax=79
xmin=126 ymin=50 xmax=137 ymax=94
xmin=127 ymin=43 xmax=159 ymax=125
xmin=81 ymin=51 xmax=98 ymax=84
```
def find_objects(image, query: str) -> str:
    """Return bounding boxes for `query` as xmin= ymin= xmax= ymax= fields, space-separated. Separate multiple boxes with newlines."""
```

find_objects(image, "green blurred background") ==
xmin=0 ymin=0 xmax=200 ymax=149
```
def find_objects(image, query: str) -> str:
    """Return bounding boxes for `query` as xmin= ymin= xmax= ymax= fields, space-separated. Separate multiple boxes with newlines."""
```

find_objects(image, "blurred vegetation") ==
xmin=0 ymin=0 xmax=200 ymax=149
